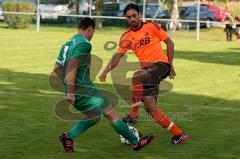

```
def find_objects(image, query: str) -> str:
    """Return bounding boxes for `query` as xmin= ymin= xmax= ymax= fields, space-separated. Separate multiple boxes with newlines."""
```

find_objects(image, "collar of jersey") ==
xmin=74 ymin=34 xmax=90 ymax=43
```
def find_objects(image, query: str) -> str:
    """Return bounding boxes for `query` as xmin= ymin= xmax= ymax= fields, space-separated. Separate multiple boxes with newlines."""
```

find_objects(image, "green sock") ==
xmin=112 ymin=120 xmax=139 ymax=146
xmin=68 ymin=119 xmax=97 ymax=139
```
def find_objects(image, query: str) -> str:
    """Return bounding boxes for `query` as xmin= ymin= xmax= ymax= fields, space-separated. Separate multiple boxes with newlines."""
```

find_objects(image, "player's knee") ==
xmin=133 ymin=70 xmax=142 ymax=76
xmin=103 ymin=109 xmax=121 ymax=122
xmin=85 ymin=113 xmax=102 ymax=123
xmin=144 ymin=97 xmax=158 ymax=113
xmin=92 ymin=116 xmax=101 ymax=123
xmin=145 ymin=106 xmax=157 ymax=113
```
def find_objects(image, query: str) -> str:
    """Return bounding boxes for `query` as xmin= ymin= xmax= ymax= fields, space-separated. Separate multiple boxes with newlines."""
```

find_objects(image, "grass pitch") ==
xmin=0 ymin=25 xmax=239 ymax=159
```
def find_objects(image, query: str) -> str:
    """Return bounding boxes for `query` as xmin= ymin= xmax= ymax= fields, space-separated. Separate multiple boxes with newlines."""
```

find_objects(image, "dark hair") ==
xmin=124 ymin=3 xmax=139 ymax=15
xmin=78 ymin=17 xmax=95 ymax=30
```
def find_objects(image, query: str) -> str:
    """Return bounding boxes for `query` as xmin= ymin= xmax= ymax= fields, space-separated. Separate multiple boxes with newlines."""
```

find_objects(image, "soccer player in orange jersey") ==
xmin=99 ymin=3 xmax=188 ymax=144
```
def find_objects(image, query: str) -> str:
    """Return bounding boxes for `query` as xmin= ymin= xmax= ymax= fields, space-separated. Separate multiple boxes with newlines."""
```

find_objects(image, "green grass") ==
xmin=0 ymin=25 xmax=240 ymax=159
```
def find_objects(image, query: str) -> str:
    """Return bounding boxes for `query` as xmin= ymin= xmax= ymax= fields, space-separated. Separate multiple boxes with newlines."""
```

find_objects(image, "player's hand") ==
xmin=66 ymin=93 xmax=75 ymax=105
xmin=99 ymin=72 xmax=107 ymax=82
xmin=169 ymin=64 xmax=176 ymax=79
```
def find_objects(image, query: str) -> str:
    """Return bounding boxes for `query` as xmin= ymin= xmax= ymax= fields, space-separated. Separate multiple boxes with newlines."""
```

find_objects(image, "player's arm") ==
xmin=164 ymin=37 xmax=176 ymax=79
xmin=54 ymin=64 xmax=63 ymax=78
xmin=164 ymin=37 xmax=174 ymax=64
xmin=151 ymin=22 xmax=174 ymax=64
xmin=99 ymin=33 xmax=130 ymax=82
xmin=99 ymin=53 xmax=124 ymax=82
xmin=151 ymin=22 xmax=176 ymax=79
xmin=66 ymin=42 xmax=91 ymax=104
xmin=54 ymin=45 xmax=65 ymax=79
xmin=66 ymin=58 xmax=79 ymax=105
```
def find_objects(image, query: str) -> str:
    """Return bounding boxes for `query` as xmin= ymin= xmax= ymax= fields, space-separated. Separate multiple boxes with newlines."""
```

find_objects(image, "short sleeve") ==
xmin=116 ymin=34 xmax=132 ymax=55
xmin=150 ymin=22 xmax=169 ymax=41
xmin=55 ymin=45 xmax=65 ymax=66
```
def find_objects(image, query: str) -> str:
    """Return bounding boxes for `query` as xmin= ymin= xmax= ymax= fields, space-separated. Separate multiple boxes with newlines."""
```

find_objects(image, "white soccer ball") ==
xmin=120 ymin=126 xmax=141 ymax=145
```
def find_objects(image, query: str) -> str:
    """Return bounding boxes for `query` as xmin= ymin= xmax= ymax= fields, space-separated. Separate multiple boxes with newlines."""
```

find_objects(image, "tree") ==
xmin=168 ymin=0 xmax=179 ymax=31
xmin=95 ymin=0 xmax=103 ymax=28
xmin=76 ymin=0 xmax=80 ymax=15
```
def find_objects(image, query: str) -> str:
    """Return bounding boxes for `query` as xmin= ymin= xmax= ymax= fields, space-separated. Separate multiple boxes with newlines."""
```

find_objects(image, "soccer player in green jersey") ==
xmin=53 ymin=17 xmax=154 ymax=152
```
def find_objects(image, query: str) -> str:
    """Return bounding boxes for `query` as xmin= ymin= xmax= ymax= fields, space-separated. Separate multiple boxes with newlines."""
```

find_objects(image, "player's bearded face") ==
xmin=125 ymin=9 xmax=141 ymax=29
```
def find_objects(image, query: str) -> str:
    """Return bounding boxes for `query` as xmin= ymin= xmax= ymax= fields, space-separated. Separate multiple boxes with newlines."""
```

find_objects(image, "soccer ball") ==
xmin=119 ymin=126 xmax=141 ymax=145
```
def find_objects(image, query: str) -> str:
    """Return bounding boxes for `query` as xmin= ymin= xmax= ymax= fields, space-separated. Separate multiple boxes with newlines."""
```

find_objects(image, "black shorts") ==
xmin=141 ymin=62 xmax=170 ymax=98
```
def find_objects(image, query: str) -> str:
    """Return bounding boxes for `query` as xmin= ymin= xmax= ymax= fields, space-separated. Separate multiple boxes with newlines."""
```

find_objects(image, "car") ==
xmin=141 ymin=4 xmax=171 ymax=19
xmin=66 ymin=0 xmax=96 ymax=24
xmin=179 ymin=4 xmax=216 ymax=29
xmin=38 ymin=0 xmax=69 ymax=22
xmin=139 ymin=3 xmax=171 ymax=30
xmin=103 ymin=2 xmax=126 ymax=16
xmin=102 ymin=2 xmax=171 ymax=30
xmin=199 ymin=2 xmax=230 ymax=21
xmin=102 ymin=2 xmax=128 ymax=26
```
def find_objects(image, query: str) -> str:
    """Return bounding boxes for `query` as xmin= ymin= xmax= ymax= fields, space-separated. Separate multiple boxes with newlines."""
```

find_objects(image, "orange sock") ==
xmin=130 ymin=106 xmax=139 ymax=118
xmin=151 ymin=109 xmax=183 ymax=136
xmin=169 ymin=124 xmax=183 ymax=136
xmin=131 ymin=84 xmax=143 ymax=104
xmin=130 ymin=84 xmax=143 ymax=118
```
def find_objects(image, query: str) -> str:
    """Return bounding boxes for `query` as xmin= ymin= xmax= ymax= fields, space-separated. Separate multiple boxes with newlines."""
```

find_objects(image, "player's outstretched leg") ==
xmin=104 ymin=105 xmax=155 ymax=151
xmin=123 ymin=85 xmax=142 ymax=124
xmin=60 ymin=118 xmax=99 ymax=152
xmin=123 ymin=71 xmax=151 ymax=124
xmin=144 ymin=96 xmax=188 ymax=144
xmin=151 ymin=109 xmax=188 ymax=144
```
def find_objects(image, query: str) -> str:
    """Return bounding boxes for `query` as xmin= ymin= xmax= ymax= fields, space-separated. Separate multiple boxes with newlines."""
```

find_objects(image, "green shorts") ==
xmin=74 ymin=88 xmax=110 ymax=117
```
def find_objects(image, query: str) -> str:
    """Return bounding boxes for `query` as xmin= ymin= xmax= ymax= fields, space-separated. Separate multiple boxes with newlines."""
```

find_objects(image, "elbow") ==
xmin=53 ymin=68 xmax=58 ymax=75
xmin=113 ymin=53 xmax=124 ymax=61
xmin=54 ymin=64 xmax=62 ymax=74
xmin=54 ymin=66 xmax=59 ymax=74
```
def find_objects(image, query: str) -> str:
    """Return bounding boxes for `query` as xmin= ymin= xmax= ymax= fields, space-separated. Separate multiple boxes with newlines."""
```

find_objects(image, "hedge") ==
xmin=3 ymin=2 xmax=35 ymax=29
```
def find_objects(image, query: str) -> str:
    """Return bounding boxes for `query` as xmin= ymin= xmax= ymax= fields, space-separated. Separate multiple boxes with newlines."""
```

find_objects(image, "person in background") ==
xmin=224 ymin=16 xmax=233 ymax=41
xmin=235 ymin=14 xmax=240 ymax=41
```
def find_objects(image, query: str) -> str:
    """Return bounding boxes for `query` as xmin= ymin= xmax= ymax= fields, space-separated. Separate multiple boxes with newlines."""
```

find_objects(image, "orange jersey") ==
xmin=117 ymin=21 xmax=169 ymax=68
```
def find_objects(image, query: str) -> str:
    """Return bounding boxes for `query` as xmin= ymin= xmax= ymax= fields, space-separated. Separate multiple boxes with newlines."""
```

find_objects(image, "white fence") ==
xmin=0 ymin=0 xmax=236 ymax=40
